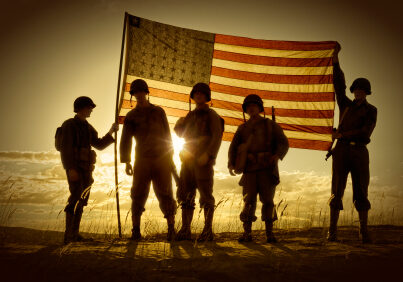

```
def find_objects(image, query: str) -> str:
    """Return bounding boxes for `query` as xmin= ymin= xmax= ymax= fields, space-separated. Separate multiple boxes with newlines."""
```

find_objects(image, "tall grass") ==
xmin=0 ymin=175 xmax=401 ymax=240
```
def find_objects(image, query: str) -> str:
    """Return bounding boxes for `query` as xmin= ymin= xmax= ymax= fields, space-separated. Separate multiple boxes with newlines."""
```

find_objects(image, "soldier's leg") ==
xmin=72 ymin=171 xmax=94 ymax=242
xmin=328 ymin=145 xmax=350 ymax=241
xmin=64 ymin=170 xmax=85 ymax=244
xmin=131 ymin=160 xmax=152 ymax=240
xmin=151 ymin=158 xmax=177 ymax=241
xmin=197 ymin=179 xmax=215 ymax=242
xmin=195 ymin=165 xmax=215 ymax=242
xmin=258 ymin=171 xmax=278 ymax=243
xmin=175 ymin=162 xmax=196 ymax=241
xmin=351 ymin=146 xmax=371 ymax=243
xmin=238 ymin=173 xmax=258 ymax=242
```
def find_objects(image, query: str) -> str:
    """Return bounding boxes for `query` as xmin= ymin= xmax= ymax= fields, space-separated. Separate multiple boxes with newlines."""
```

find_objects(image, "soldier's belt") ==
xmin=338 ymin=140 xmax=366 ymax=146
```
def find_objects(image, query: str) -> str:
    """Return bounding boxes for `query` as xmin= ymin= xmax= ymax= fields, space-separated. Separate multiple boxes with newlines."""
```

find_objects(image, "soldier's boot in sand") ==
xmin=265 ymin=220 xmax=277 ymax=243
xmin=72 ymin=210 xmax=93 ymax=242
xmin=327 ymin=208 xmax=340 ymax=242
xmin=238 ymin=221 xmax=252 ymax=242
xmin=166 ymin=215 xmax=176 ymax=241
xmin=175 ymin=208 xmax=193 ymax=241
xmin=130 ymin=215 xmax=142 ymax=241
xmin=198 ymin=208 xmax=215 ymax=242
xmin=359 ymin=211 xmax=372 ymax=244
xmin=64 ymin=212 xmax=74 ymax=244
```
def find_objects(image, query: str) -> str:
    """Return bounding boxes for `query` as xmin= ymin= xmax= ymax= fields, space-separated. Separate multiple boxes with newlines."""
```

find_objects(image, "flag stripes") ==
xmin=118 ymin=14 xmax=337 ymax=151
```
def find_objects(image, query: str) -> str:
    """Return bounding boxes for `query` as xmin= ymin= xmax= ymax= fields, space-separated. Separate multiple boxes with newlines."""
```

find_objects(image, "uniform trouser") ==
xmin=131 ymin=156 xmax=177 ymax=218
xmin=177 ymin=161 xmax=215 ymax=210
xmin=330 ymin=143 xmax=371 ymax=211
xmin=64 ymin=168 xmax=93 ymax=215
xmin=239 ymin=169 xmax=278 ymax=222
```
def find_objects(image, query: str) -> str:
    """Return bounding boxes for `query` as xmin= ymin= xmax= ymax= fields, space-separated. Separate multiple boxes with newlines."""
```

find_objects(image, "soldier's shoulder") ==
xmin=207 ymin=108 xmax=222 ymax=119
xmin=61 ymin=118 xmax=76 ymax=128
xmin=152 ymin=104 xmax=167 ymax=115
xmin=367 ymin=102 xmax=377 ymax=112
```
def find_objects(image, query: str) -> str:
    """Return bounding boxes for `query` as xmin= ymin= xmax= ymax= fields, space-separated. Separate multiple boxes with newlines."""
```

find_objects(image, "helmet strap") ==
xmin=243 ymin=111 xmax=246 ymax=122
xmin=129 ymin=95 xmax=134 ymax=108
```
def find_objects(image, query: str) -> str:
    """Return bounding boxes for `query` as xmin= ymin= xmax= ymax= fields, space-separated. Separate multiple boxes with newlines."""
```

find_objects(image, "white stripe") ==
xmin=210 ymin=75 xmax=334 ymax=93
xmin=214 ymin=43 xmax=334 ymax=59
xmin=119 ymin=96 xmax=333 ymax=127
xmin=123 ymin=91 xmax=334 ymax=111
xmin=125 ymin=76 xmax=335 ymax=110
xmin=167 ymin=116 xmax=331 ymax=142
xmin=212 ymin=58 xmax=333 ymax=76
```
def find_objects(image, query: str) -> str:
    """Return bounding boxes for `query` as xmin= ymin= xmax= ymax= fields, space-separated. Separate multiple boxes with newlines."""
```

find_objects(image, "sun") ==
xmin=172 ymin=133 xmax=185 ymax=154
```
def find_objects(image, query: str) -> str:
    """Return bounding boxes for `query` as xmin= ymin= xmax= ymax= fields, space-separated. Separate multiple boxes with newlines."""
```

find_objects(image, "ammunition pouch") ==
xmin=76 ymin=148 xmax=97 ymax=171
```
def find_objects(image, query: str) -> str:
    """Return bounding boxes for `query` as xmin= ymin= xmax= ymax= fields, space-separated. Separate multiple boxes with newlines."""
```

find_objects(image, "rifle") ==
xmin=170 ymin=161 xmax=180 ymax=187
xmin=325 ymin=107 xmax=350 ymax=161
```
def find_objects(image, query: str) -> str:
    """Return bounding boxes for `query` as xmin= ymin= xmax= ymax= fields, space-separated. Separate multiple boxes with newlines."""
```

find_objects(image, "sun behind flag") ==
xmin=118 ymin=14 xmax=337 ymax=151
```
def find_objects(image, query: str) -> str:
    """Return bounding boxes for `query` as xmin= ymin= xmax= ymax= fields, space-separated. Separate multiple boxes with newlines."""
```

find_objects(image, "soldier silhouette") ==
xmin=58 ymin=96 xmax=118 ymax=244
xmin=228 ymin=95 xmax=289 ymax=243
xmin=174 ymin=83 xmax=224 ymax=241
xmin=327 ymin=44 xmax=377 ymax=243
xmin=120 ymin=79 xmax=177 ymax=241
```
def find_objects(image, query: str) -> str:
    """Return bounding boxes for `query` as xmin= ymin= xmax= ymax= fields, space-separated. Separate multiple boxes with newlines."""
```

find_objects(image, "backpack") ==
xmin=55 ymin=126 xmax=63 ymax=151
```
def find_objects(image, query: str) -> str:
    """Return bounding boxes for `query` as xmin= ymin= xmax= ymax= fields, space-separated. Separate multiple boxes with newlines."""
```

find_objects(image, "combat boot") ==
xmin=130 ymin=215 xmax=142 ymax=241
xmin=72 ymin=210 xmax=93 ymax=242
xmin=64 ymin=212 xmax=74 ymax=244
xmin=265 ymin=220 xmax=277 ymax=243
xmin=238 ymin=221 xmax=252 ymax=242
xmin=359 ymin=210 xmax=372 ymax=244
xmin=197 ymin=208 xmax=214 ymax=242
xmin=175 ymin=208 xmax=193 ymax=241
xmin=130 ymin=226 xmax=142 ymax=241
xmin=166 ymin=215 xmax=176 ymax=241
xmin=327 ymin=208 xmax=340 ymax=242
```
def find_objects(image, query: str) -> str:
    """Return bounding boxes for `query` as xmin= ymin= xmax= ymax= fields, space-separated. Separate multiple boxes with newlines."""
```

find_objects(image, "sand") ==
xmin=0 ymin=225 xmax=402 ymax=281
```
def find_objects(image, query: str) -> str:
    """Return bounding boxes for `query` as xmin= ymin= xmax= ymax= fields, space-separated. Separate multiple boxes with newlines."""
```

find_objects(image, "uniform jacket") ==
xmin=333 ymin=63 xmax=377 ymax=145
xmin=120 ymin=104 xmax=173 ymax=162
xmin=228 ymin=117 xmax=289 ymax=173
xmin=60 ymin=115 xmax=114 ymax=170
xmin=174 ymin=104 xmax=223 ymax=161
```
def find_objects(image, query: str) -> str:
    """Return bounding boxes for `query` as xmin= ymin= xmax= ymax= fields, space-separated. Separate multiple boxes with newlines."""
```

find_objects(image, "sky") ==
xmin=0 ymin=0 xmax=402 ymax=231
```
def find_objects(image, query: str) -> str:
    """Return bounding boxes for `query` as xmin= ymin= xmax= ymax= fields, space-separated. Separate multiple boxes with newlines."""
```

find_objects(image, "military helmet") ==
xmin=130 ymin=79 xmax=149 ymax=94
xmin=242 ymin=94 xmax=264 ymax=112
xmin=73 ymin=96 xmax=96 ymax=113
xmin=350 ymin=78 xmax=371 ymax=95
xmin=190 ymin=82 xmax=211 ymax=102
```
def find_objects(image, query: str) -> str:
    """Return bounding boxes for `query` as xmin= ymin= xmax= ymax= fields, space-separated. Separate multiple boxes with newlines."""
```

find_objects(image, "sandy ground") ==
xmin=0 ymin=225 xmax=402 ymax=282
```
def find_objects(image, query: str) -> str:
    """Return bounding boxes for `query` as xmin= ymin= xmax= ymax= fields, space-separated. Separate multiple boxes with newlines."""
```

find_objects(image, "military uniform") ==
xmin=174 ymin=103 xmax=223 ymax=240
xmin=330 ymin=63 xmax=377 ymax=212
xmin=174 ymin=104 xmax=223 ymax=210
xmin=120 ymin=104 xmax=177 ymax=226
xmin=228 ymin=117 xmax=289 ymax=224
xmin=60 ymin=115 xmax=114 ymax=242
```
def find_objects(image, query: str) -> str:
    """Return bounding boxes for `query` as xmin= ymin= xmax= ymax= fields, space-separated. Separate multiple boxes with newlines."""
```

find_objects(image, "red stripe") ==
xmin=215 ymin=34 xmax=337 ymax=51
xmin=118 ymin=116 xmax=331 ymax=150
xmin=213 ymin=50 xmax=332 ymax=67
xmin=119 ymin=103 xmax=332 ymax=134
xmin=288 ymin=139 xmax=332 ymax=151
xmin=212 ymin=66 xmax=332 ymax=84
xmin=210 ymin=83 xmax=334 ymax=102
xmin=121 ymin=94 xmax=334 ymax=119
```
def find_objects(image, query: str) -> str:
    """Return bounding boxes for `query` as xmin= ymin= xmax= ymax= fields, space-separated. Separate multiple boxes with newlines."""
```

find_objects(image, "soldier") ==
xmin=328 ymin=44 xmax=377 ymax=243
xmin=120 ymin=79 xmax=177 ymax=241
xmin=228 ymin=95 xmax=289 ymax=243
xmin=59 ymin=96 xmax=118 ymax=244
xmin=174 ymin=82 xmax=223 ymax=241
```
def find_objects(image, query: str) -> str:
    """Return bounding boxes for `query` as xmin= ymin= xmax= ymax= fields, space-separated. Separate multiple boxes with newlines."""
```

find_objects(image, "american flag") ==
xmin=118 ymin=14 xmax=337 ymax=151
